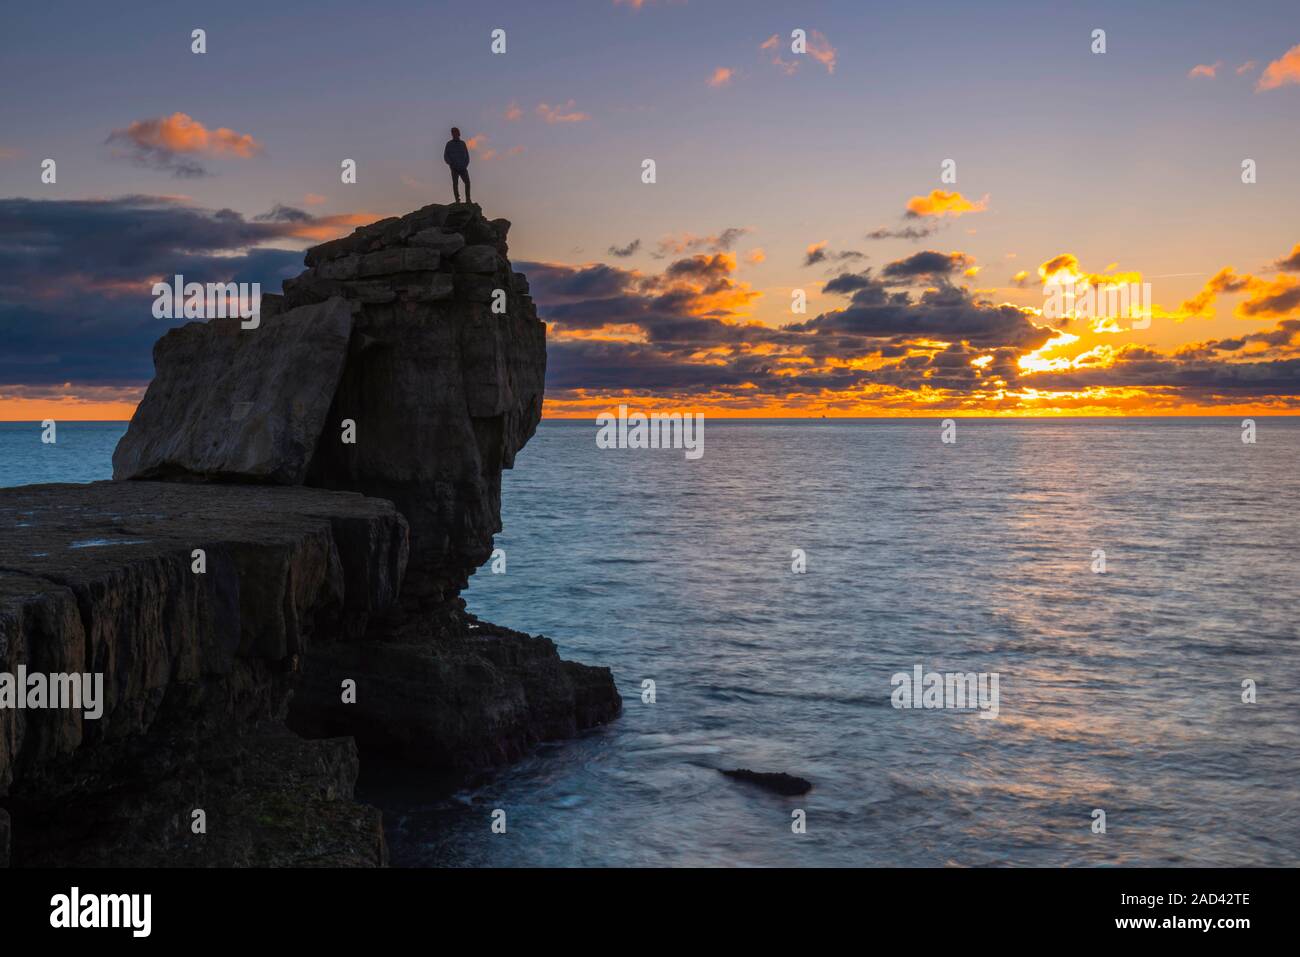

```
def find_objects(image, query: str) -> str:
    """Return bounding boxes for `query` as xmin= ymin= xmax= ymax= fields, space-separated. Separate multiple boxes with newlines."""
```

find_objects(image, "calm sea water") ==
xmin=4 ymin=418 xmax=1298 ymax=866
xmin=0 ymin=422 xmax=126 ymax=487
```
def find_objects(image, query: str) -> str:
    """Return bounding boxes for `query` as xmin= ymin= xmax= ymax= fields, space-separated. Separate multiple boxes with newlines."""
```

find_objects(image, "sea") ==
xmin=3 ymin=417 xmax=1298 ymax=867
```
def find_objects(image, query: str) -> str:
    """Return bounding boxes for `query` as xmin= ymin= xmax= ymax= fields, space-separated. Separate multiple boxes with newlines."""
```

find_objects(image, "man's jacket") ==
xmin=444 ymin=138 xmax=470 ymax=170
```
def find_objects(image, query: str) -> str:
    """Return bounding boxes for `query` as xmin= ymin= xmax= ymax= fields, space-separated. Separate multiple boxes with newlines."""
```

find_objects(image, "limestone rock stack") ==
xmin=0 ymin=206 xmax=620 ymax=867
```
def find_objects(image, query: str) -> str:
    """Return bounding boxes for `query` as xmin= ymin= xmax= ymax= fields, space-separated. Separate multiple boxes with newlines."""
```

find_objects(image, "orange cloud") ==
xmin=106 ymin=112 xmax=263 ymax=176
xmin=759 ymin=35 xmax=797 ymax=75
xmin=806 ymin=30 xmax=837 ymax=73
xmin=462 ymin=134 xmax=524 ymax=162
xmin=536 ymin=99 xmax=591 ymax=123
xmin=760 ymin=29 xmax=835 ymax=75
xmin=1035 ymin=254 xmax=1143 ymax=293
xmin=466 ymin=133 xmax=495 ymax=160
xmin=285 ymin=212 xmax=376 ymax=242
xmin=114 ymin=112 xmax=261 ymax=157
xmin=1236 ymin=60 xmax=1258 ymax=75
xmin=708 ymin=67 xmax=735 ymax=87
xmin=303 ymin=193 xmax=327 ymax=206
xmin=1179 ymin=262 xmax=1300 ymax=319
xmin=1188 ymin=61 xmax=1221 ymax=78
xmin=1180 ymin=267 xmax=1253 ymax=317
xmin=905 ymin=189 xmax=988 ymax=219
xmin=1257 ymin=43 xmax=1300 ymax=91
xmin=659 ymin=252 xmax=761 ymax=318
xmin=504 ymin=100 xmax=523 ymax=121
xmin=1237 ymin=274 xmax=1300 ymax=318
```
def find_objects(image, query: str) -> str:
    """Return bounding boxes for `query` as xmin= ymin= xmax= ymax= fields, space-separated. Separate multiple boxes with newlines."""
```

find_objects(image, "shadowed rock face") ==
xmin=271 ymin=206 xmax=618 ymax=767
xmin=284 ymin=204 xmax=545 ymax=613
xmin=288 ymin=616 xmax=621 ymax=772
xmin=0 ymin=480 xmax=407 ymax=866
xmin=114 ymin=204 xmax=545 ymax=614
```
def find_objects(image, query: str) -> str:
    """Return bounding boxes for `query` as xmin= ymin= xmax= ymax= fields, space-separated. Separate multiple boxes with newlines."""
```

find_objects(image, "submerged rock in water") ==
xmin=720 ymin=768 xmax=813 ymax=796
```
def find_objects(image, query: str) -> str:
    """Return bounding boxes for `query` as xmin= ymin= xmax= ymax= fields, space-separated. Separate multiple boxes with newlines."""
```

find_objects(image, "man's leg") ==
xmin=461 ymin=170 xmax=472 ymax=204
xmin=450 ymin=168 xmax=461 ymax=203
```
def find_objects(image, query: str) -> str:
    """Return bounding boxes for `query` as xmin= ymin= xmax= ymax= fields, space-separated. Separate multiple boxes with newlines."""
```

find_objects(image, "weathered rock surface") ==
xmin=285 ymin=204 xmax=546 ymax=614
xmin=12 ymin=724 xmax=385 ymax=867
xmin=116 ymin=204 xmax=546 ymax=615
xmin=269 ymin=206 xmax=620 ymax=773
xmin=288 ymin=615 xmax=621 ymax=771
xmin=113 ymin=297 xmax=356 ymax=485
xmin=0 ymin=480 xmax=406 ymax=865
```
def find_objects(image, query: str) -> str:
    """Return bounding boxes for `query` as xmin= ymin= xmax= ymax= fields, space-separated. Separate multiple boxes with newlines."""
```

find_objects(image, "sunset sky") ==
xmin=2 ymin=0 xmax=1299 ymax=419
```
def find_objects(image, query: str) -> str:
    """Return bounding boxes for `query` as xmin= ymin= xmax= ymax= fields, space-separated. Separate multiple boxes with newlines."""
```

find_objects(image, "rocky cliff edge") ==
xmin=0 ymin=205 xmax=620 ymax=867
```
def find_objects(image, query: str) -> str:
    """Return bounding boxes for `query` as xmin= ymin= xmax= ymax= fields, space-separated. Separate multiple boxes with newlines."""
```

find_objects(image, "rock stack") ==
xmin=116 ymin=203 xmax=546 ymax=617
xmin=0 ymin=205 xmax=621 ymax=867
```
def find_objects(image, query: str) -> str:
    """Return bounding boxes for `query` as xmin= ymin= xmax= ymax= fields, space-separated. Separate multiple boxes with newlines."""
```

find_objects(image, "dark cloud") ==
xmin=1027 ymin=350 xmax=1300 ymax=403
xmin=881 ymin=250 xmax=973 ymax=280
xmin=865 ymin=224 xmax=937 ymax=242
xmin=254 ymin=204 xmax=314 ymax=223
xmin=664 ymin=252 xmax=737 ymax=292
xmin=1175 ymin=319 xmax=1300 ymax=359
xmin=527 ymin=250 xmax=1300 ymax=408
xmin=607 ymin=239 xmax=641 ymax=258
xmin=105 ymin=132 xmax=209 ymax=177
xmin=803 ymin=244 xmax=866 ymax=267
xmin=520 ymin=255 xmax=770 ymax=347
xmin=792 ymin=278 xmax=1054 ymax=351
xmin=1240 ymin=281 xmax=1300 ymax=317
xmin=823 ymin=271 xmax=890 ymax=298
xmin=517 ymin=261 xmax=639 ymax=301
xmin=548 ymin=338 xmax=762 ymax=393
xmin=1275 ymin=244 xmax=1300 ymax=272
xmin=653 ymin=227 xmax=751 ymax=257
xmin=527 ymin=252 xmax=1059 ymax=403
xmin=0 ymin=196 xmax=308 ymax=387
xmin=709 ymin=227 xmax=749 ymax=251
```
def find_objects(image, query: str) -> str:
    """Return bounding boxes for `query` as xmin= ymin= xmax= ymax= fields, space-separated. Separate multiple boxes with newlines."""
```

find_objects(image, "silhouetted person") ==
xmin=444 ymin=127 xmax=471 ymax=203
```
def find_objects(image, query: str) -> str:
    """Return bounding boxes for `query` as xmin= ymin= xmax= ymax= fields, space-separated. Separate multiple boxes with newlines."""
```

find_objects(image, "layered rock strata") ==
xmin=0 ymin=480 xmax=406 ymax=865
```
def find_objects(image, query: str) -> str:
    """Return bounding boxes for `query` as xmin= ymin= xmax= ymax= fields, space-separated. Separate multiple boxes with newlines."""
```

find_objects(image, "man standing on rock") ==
xmin=444 ymin=127 xmax=471 ymax=204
